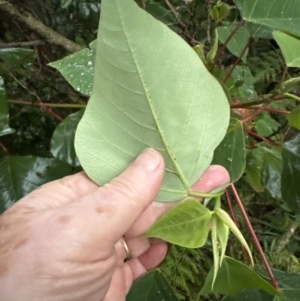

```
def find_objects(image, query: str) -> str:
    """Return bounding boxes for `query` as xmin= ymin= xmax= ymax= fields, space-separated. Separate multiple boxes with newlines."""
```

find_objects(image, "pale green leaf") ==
xmin=201 ymin=257 xmax=280 ymax=297
xmin=273 ymin=31 xmax=300 ymax=68
xmin=215 ymin=208 xmax=253 ymax=265
xmin=216 ymin=215 xmax=229 ymax=265
xmin=217 ymin=24 xmax=250 ymax=62
xmin=75 ymin=0 xmax=230 ymax=201
xmin=286 ymin=107 xmax=300 ymax=130
xmin=207 ymin=29 xmax=219 ymax=63
xmin=280 ymin=77 xmax=300 ymax=93
xmin=211 ymin=215 xmax=219 ymax=289
xmin=146 ymin=199 xmax=212 ymax=248
xmin=233 ymin=0 xmax=300 ymax=38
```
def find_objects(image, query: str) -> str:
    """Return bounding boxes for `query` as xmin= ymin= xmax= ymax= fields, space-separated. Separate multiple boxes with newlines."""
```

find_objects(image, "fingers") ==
xmin=192 ymin=165 xmax=230 ymax=191
xmin=128 ymin=239 xmax=168 ymax=280
xmin=61 ymin=149 xmax=164 ymax=252
xmin=126 ymin=165 xmax=230 ymax=238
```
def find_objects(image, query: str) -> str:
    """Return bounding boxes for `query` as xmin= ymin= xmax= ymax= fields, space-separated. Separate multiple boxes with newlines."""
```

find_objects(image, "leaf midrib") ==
xmin=115 ymin=0 xmax=190 ymax=194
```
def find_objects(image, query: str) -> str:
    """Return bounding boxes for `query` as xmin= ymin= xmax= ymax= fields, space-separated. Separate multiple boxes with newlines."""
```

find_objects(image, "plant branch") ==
xmin=0 ymin=40 xmax=45 ymax=48
xmin=244 ymin=127 xmax=281 ymax=146
xmin=0 ymin=140 xmax=9 ymax=155
xmin=210 ymin=19 xmax=245 ymax=71
xmin=225 ymin=189 xmax=252 ymax=265
xmin=223 ymin=36 xmax=252 ymax=84
xmin=8 ymin=99 xmax=86 ymax=109
xmin=241 ymin=106 xmax=290 ymax=115
xmin=274 ymin=221 xmax=299 ymax=252
xmin=230 ymin=184 xmax=280 ymax=290
xmin=0 ymin=0 xmax=83 ymax=53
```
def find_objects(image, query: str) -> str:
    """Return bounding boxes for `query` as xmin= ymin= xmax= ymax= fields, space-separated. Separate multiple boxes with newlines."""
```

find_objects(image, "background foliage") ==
xmin=1 ymin=0 xmax=300 ymax=300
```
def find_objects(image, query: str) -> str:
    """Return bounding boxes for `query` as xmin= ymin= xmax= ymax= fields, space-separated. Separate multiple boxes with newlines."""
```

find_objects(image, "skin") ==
xmin=0 ymin=148 xmax=230 ymax=301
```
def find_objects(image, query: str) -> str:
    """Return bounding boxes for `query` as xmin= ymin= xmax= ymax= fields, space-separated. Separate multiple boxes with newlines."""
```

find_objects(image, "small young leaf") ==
xmin=146 ymin=199 xmax=212 ymax=248
xmin=215 ymin=208 xmax=253 ymax=265
xmin=280 ymin=77 xmax=300 ymax=93
xmin=211 ymin=215 xmax=219 ymax=289
xmin=200 ymin=257 xmax=281 ymax=297
xmin=286 ymin=107 xmax=300 ymax=130
xmin=207 ymin=29 xmax=219 ymax=63
xmin=216 ymin=215 xmax=229 ymax=265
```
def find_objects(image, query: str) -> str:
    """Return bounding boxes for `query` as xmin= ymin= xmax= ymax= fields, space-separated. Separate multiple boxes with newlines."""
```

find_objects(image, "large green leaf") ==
xmin=75 ymin=0 xmax=230 ymax=202
xmin=217 ymin=24 xmax=250 ymax=62
xmin=0 ymin=156 xmax=73 ymax=213
xmin=212 ymin=118 xmax=246 ymax=183
xmin=49 ymin=40 xmax=96 ymax=95
xmin=200 ymin=257 xmax=280 ymax=297
xmin=261 ymin=147 xmax=282 ymax=199
xmin=51 ymin=110 xmax=84 ymax=166
xmin=273 ymin=31 xmax=300 ymax=68
xmin=233 ymin=0 xmax=300 ymax=38
xmin=146 ymin=199 xmax=212 ymax=248
xmin=222 ymin=289 xmax=274 ymax=301
xmin=0 ymin=77 xmax=15 ymax=137
xmin=0 ymin=48 xmax=35 ymax=75
xmin=126 ymin=270 xmax=178 ymax=301
xmin=281 ymin=134 xmax=300 ymax=214
xmin=256 ymin=265 xmax=300 ymax=301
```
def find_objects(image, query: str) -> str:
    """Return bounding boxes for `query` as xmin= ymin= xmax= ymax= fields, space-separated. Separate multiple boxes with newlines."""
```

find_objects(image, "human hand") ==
xmin=0 ymin=148 xmax=229 ymax=301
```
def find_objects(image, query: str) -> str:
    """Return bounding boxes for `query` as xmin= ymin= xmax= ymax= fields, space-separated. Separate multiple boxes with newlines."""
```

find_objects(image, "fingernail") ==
xmin=133 ymin=148 xmax=161 ymax=172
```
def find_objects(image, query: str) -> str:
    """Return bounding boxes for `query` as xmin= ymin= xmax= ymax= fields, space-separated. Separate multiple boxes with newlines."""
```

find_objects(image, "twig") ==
xmin=0 ymin=140 xmax=9 ymax=155
xmin=0 ymin=40 xmax=45 ymax=48
xmin=231 ymin=184 xmax=280 ymax=290
xmin=0 ymin=0 xmax=82 ymax=53
xmin=8 ymin=99 xmax=86 ymax=109
xmin=236 ymin=106 xmax=290 ymax=115
xmin=274 ymin=221 xmax=299 ymax=252
xmin=210 ymin=19 xmax=245 ymax=71
xmin=243 ymin=127 xmax=281 ymax=146
xmin=225 ymin=190 xmax=252 ymax=265
xmin=165 ymin=0 xmax=185 ymax=28
xmin=223 ymin=36 xmax=252 ymax=84
xmin=230 ymin=95 xmax=288 ymax=108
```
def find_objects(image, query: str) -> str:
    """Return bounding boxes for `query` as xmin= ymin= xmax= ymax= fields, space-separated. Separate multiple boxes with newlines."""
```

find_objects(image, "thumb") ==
xmin=72 ymin=148 xmax=165 ymax=247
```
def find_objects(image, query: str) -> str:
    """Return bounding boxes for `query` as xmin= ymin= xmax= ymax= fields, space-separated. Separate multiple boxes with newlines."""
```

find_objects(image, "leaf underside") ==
xmin=75 ymin=0 xmax=229 ymax=202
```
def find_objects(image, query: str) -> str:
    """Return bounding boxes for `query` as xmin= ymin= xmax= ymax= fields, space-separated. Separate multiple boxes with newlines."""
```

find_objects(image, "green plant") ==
xmin=1 ymin=0 xmax=300 ymax=300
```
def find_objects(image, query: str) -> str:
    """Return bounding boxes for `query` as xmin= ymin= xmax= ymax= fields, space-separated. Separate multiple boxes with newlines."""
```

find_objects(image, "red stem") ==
xmin=240 ymin=106 xmax=290 ymax=115
xmin=241 ymin=101 xmax=271 ymax=124
xmin=210 ymin=19 xmax=245 ymax=72
xmin=230 ymin=184 xmax=280 ymax=290
xmin=225 ymin=189 xmax=252 ymax=265
xmin=36 ymin=100 xmax=63 ymax=121
xmin=243 ymin=127 xmax=281 ymax=146
xmin=223 ymin=36 xmax=252 ymax=84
